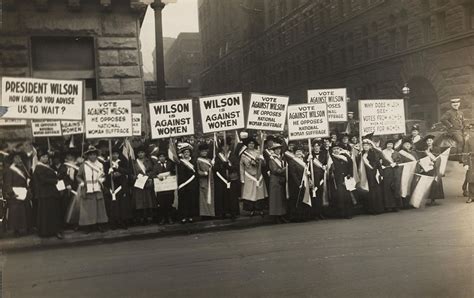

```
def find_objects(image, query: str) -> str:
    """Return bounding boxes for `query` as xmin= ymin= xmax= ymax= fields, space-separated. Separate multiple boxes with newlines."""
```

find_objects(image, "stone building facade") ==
xmin=199 ymin=0 xmax=474 ymax=126
xmin=164 ymin=32 xmax=203 ymax=97
xmin=0 ymin=0 xmax=148 ymax=140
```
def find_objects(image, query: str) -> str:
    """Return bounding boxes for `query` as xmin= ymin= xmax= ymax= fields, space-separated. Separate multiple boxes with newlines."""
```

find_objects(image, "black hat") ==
xmin=134 ymin=145 xmax=147 ymax=155
xmin=295 ymin=142 xmax=304 ymax=151
xmin=411 ymin=125 xmax=420 ymax=132
xmin=97 ymin=140 xmax=108 ymax=148
xmin=218 ymin=137 xmax=233 ymax=148
xmin=340 ymin=133 xmax=350 ymax=139
xmin=157 ymin=150 xmax=167 ymax=157
xmin=424 ymin=135 xmax=435 ymax=141
xmin=362 ymin=132 xmax=374 ymax=141
xmin=36 ymin=147 xmax=49 ymax=158
xmin=243 ymin=137 xmax=259 ymax=146
xmin=198 ymin=143 xmax=210 ymax=151
xmin=312 ymin=139 xmax=322 ymax=147
xmin=402 ymin=137 xmax=412 ymax=145
xmin=111 ymin=145 xmax=122 ymax=154
xmin=84 ymin=145 xmax=100 ymax=156
xmin=266 ymin=135 xmax=276 ymax=142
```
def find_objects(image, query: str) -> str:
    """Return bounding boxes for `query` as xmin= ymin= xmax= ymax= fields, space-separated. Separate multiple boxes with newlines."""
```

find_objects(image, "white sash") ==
xmin=362 ymin=152 xmax=373 ymax=170
xmin=84 ymin=161 xmax=103 ymax=193
xmin=64 ymin=162 xmax=79 ymax=171
xmin=110 ymin=185 xmax=122 ymax=201
xmin=399 ymin=150 xmax=417 ymax=161
xmin=180 ymin=158 xmax=195 ymax=172
xmin=136 ymin=159 xmax=147 ymax=175
xmin=10 ymin=164 xmax=27 ymax=181
xmin=216 ymin=171 xmax=231 ymax=189
xmin=244 ymin=171 xmax=263 ymax=185
xmin=270 ymin=155 xmax=283 ymax=169
xmin=197 ymin=157 xmax=213 ymax=168
xmin=332 ymin=154 xmax=349 ymax=163
xmin=178 ymin=175 xmax=195 ymax=190
xmin=218 ymin=152 xmax=230 ymax=164
xmin=312 ymin=157 xmax=325 ymax=170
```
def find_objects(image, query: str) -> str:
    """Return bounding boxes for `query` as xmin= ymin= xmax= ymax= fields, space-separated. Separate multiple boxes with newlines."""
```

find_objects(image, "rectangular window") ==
xmin=31 ymin=36 xmax=96 ymax=99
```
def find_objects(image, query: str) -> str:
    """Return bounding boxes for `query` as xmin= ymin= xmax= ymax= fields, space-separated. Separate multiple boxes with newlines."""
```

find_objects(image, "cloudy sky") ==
xmin=140 ymin=0 xmax=199 ymax=75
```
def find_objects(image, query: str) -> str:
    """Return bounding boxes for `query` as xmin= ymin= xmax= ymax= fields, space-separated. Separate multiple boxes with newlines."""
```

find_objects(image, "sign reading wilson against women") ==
xmin=247 ymin=93 xmax=289 ymax=131
xmin=1 ymin=77 xmax=83 ymax=120
xmin=84 ymin=100 xmax=132 ymax=139
xmin=359 ymin=99 xmax=406 ymax=136
xmin=199 ymin=93 xmax=245 ymax=134
xmin=149 ymin=99 xmax=194 ymax=139
xmin=287 ymin=103 xmax=329 ymax=141
xmin=308 ymin=88 xmax=347 ymax=122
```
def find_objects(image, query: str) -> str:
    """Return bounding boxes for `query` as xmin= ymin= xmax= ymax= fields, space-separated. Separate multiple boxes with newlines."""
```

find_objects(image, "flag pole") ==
xmin=108 ymin=139 xmax=115 ymax=196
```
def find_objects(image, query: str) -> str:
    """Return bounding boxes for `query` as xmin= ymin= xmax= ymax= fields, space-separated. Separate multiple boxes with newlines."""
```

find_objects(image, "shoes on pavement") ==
xmin=463 ymin=190 xmax=469 ymax=197
xmin=181 ymin=218 xmax=187 ymax=224
xmin=168 ymin=217 xmax=174 ymax=225
xmin=56 ymin=232 xmax=64 ymax=240
xmin=466 ymin=198 xmax=473 ymax=204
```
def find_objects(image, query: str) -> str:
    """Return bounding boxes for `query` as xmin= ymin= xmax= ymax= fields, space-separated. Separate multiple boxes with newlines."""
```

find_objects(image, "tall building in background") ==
xmin=150 ymin=37 xmax=176 ymax=81
xmin=199 ymin=0 xmax=474 ymax=125
xmin=164 ymin=33 xmax=203 ymax=97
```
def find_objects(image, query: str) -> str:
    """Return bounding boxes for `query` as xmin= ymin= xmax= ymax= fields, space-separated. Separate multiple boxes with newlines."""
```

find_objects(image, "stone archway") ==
xmin=406 ymin=76 xmax=439 ymax=127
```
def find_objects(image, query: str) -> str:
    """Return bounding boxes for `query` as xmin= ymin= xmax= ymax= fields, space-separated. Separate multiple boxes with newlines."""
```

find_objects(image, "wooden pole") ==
xmin=108 ymin=139 xmax=115 ymax=196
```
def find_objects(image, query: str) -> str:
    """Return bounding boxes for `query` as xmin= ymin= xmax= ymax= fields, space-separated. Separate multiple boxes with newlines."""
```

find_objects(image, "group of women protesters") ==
xmin=0 ymin=122 xmax=452 ymax=239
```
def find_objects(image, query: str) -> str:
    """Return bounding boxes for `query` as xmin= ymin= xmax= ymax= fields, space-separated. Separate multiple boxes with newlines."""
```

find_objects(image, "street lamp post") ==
xmin=402 ymin=83 xmax=410 ymax=120
xmin=151 ymin=0 xmax=166 ymax=101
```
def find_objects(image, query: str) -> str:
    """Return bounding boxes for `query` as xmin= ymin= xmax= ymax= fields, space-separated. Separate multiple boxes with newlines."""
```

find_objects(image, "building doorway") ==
xmin=406 ymin=76 xmax=439 ymax=127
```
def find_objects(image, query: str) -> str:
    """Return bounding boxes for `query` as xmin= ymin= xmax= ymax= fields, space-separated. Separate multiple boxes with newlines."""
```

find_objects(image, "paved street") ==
xmin=2 ymin=162 xmax=473 ymax=298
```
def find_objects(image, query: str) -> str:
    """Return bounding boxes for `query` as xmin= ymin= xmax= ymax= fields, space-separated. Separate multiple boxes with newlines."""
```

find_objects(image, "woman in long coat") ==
xmin=398 ymin=138 xmax=421 ymax=208
xmin=196 ymin=143 xmax=215 ymax=217
xmin=360 ymin=141 xmax=385 ymax=215
xmin=268 ymin=143 xmax=287 ymax=223
xmin=104 ymin=146 xmax=133 ymax=229
xmin=57 ymin=149 xmax=79 ymax=227
xmin=240 ymin=138 xmax=267 ymax=216
xmin=177 ymin=145 xmax=199 ymax=223
xmin=132 ymin=146 xmax=157 ymax=224
xmin=418 ymin=135 xmax=445 ymax=205
xmin=381 ymin=140 xmax=402 ymax=211
xmin=214 ymin=138 xmax=240 ymax=219
xmin=76 ymin=146 xmax=108 ymax=233
xmin=33 ymin=149 xmax=63 ymax=239
xmin=2 ymin=151 xmax=32 ymax=236
xmin=311 ymin=141 xmax=327 ymax=220
xmin=328 ymin=145 xmax=354 ymax=219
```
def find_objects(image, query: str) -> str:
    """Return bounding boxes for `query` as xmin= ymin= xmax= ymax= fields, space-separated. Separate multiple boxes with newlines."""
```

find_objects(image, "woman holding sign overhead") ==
xmin=33 ymin=148 xmax=63 ymax=239
xmin=132 ymin=145 xmax=157 ymax=225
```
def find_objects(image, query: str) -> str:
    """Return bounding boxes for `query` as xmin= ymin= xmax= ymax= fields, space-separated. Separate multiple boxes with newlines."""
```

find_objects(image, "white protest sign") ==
xmin=308 ymin=88 xmax=347 ymax=122
xmin=287 ymin=103 xmax=329 ymax=141
xmin=247 ymin=93 xmax=288 ymax=131
xmin=32 ymin=120 xmax=62 ymax=137
xmin=199 ymin=93 xmax=245 ymax=134
xmin=61 ymin=121 xmax=84 ymax=136
xmin=359 ymin=99 xmax=406 ymax=136
xmin=149 ymin=99 xmax=194 ymax=139
xmin=132 ymin=113 xmax=142 ymax=136
xmin=84 ymin=100 xmax=132 ymax=139
xmin=0 ymin=119 xmax=27 ymax=126
xmin=1 ymin=77 xmax=83 ymax=120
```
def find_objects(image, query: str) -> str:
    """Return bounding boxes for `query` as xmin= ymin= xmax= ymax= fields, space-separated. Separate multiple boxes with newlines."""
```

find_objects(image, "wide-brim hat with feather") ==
xmin=177 ymin=142 xmax=193 ymax=154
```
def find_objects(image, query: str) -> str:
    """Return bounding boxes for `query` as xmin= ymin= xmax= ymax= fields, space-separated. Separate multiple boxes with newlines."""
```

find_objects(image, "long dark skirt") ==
xmin=157 ymin=191 xmax=175 ymax=219
xmin=329 ymin=181 xmax=353 ymax=218
xmin=106 ymin=190 xmax=134 ymax=223
xmin=430 ymin=178 xmax=445 ymax=201
xmin=7 ymin=199 xmax=32 ymax=232
xmin=216 ymin=179 xmax=240 ymax=217
xmin=366 ymin=168 xmax=385 ymax=214
xmin=178 ymin=183 xmax=199 ymax=218
xmin=382 ymin=167 xmax=402 ymax=209
xmin=37 ymin=196 xmax=62 ymax=237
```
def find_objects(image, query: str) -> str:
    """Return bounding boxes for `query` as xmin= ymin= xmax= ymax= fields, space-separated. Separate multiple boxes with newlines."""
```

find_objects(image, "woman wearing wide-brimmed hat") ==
xmin=177 ymin=143 xmax=199 ymax=223
xmin=268 ymin=142 xmax=288 ymax=223
xmin=239 ymin=137 xmax=267 ymax=216
xmin=76 ymin=145 xmax=108 ymax=233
